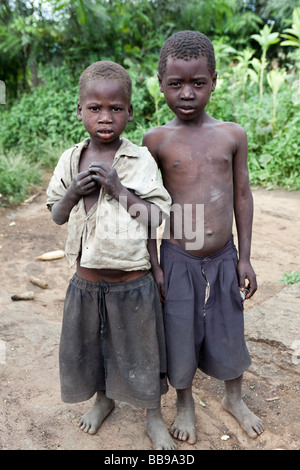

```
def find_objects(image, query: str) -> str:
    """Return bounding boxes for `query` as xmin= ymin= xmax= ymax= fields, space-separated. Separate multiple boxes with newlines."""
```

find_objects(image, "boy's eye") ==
xmin=112 ymin=106 xmax=122 ymax=112
xmin=195 ymin=81 xmax=204 ymax=86
xmin=167 ymin=81 xmax=181 ymax=88
xmin=90 ymin=106 xmax=99 ymax=111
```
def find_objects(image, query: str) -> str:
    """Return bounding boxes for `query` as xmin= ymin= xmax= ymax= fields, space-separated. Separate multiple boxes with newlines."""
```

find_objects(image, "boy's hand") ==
xmin=70 ymin=170 xmax=98 ymax=196
xmin=89 ymin=162 xmax=123 ymax=199
xmin=237 ymin=259 xmax=257 ymax=299
xmin=51 ymin=170 xmax=97 ymax=226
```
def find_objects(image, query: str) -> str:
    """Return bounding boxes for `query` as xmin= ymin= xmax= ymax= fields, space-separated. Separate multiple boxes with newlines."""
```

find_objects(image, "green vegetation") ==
xmin=280 ymin=271 xmax=300 ymax=285
xmin=0 ymin=151 xmax=41 ymax=205
xmin=0 ymin=0 xmax=300 ymax=204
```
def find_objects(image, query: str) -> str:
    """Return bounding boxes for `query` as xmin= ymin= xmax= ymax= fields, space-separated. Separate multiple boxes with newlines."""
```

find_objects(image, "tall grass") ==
xmin=0 ymin=151 xmax=41 ymax=205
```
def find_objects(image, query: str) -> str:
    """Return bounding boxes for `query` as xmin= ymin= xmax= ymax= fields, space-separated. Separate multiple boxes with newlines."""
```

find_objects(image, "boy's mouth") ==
xmin=97 ymin=129 xmax=114 ymax=138
xmin=178 ymin=105 xmax=195 ymax=114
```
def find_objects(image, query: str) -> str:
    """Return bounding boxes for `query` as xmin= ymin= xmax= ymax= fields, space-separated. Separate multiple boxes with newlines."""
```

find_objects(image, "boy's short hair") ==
xmin=79 ymin=61 xmax=132 ymax=102
xmin=158 ymin=30 xmax=216 ymax=77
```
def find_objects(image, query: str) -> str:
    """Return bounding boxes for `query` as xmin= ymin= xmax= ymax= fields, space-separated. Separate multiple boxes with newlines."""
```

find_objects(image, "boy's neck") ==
xmin=88 ymin=136 xmax=123 ymax=154
xmin=173 ymin=110 xmax=211 ymax=127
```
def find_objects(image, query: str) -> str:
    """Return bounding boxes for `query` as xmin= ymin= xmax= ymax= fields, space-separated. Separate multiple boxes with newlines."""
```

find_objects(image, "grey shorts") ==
xmin=160 ymin=237 xmax=251 ymax=387
xmin=59 ymin=272 xmax=168 ymax=408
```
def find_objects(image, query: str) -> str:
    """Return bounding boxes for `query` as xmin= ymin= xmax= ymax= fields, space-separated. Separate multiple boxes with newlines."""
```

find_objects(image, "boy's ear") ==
xmin=211 ymin=71 xmax=218 ymax=92
xmin=77 ymin=102 xmax=82 ymax=121
xmin=128 ymin=103 xmax=134 ymax=122
xmin=157 ymin=73 xmax=164 ymax=93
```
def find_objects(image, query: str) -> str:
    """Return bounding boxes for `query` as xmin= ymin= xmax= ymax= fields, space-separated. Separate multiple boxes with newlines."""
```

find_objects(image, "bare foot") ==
xmin=223 ymin=376 xmax=264 ymax=438
xmin=146 ymin=407 xmax=176 ymax=450
xmin=222 ymin=397 xmax=264 ymax=438
xmin=78 ymin=391 xmax=114 ymax=435
xmin=170 ymin=388 xmax=197 ymax=445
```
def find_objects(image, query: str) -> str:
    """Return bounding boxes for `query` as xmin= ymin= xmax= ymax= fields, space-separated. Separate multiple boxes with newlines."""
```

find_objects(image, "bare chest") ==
xmin=160 ymin=138 xmax=233 ymax=182
xmin=78 ymin=147 xmax=115 ymax=173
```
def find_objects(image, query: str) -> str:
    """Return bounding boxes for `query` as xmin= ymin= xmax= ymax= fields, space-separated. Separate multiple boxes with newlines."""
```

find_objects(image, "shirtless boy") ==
xmin=46 ymin=61 xmax=175 ymax=450
xmin=143 ymin=31 xmax=264 ymax=444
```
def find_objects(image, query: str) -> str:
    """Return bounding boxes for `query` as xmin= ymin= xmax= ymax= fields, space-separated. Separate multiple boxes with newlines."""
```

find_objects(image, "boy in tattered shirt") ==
xmin=46 ymin=61 xmax=174 ymax=450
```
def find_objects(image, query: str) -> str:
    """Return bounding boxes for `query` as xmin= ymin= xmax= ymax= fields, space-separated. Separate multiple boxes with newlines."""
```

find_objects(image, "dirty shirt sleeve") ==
xmin=125 ymin=147 xmax=171 ymax=219
xmin=46 ymin=148 xmax=74 ymax=210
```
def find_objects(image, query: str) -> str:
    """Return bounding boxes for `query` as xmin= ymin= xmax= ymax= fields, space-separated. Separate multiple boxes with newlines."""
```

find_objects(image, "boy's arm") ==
xmin=51 ymin=170 xmax=97 ymax=225
xmin=147 ymin=236 xmax=165 ymax=302
xmin=142 ymin=129 xmax=160 ymax=165
xmin=233 ymin=126 xmax=257 ymax=299
xmin=143 ymin=130 xmax=165 ymax=300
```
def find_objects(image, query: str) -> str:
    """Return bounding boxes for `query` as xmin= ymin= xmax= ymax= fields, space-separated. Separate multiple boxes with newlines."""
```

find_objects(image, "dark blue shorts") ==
xmin=59 ymin=272 xmax=168 ymax=408
xmin=160 ymin=237 xmax=251 ymax=387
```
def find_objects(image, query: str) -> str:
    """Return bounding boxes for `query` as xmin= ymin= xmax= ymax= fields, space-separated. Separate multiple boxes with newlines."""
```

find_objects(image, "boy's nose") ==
xmin=180 ymin=85 xmax=195 ymax=99
xmin=98 ymin=111 xmax=112 ymax=122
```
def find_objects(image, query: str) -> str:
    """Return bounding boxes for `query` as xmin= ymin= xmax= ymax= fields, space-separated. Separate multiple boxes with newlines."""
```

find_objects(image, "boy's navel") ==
xmin=206 ymin=230 xmax=214 ymax=237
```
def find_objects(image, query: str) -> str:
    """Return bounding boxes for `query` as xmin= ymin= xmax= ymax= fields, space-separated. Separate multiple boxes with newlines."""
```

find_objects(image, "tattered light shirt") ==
xmin=46 ymin=137 xmax=171 ymax=271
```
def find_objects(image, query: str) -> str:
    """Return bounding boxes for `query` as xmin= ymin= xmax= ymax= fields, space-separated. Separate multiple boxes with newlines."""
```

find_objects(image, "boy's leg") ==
xmin=222 ymin=375 xmax=264 ymax=438
xmin=159 ymin=241 xmax=204 ymax=445
xmin=78 ymin=390 xmax=114 ymax=435
xmin=146 ymin=405 xmax=176 ymax=450
xmin=170 ymin=387 xmax=197 ymax=445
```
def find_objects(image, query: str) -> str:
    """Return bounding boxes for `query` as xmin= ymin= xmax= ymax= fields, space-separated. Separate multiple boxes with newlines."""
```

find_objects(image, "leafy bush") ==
xmin=0 ymin=150 xmax=41 ymax=205
xmin=0 ymin=66 xmax=86 ymax=160
xmin=205 ymin=69 xmax=300 ymax=189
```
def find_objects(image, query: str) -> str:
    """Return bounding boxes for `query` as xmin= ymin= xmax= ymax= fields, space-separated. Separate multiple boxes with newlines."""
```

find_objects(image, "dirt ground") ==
xmin=0 ymin=179 xmax=299 ymax=451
